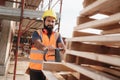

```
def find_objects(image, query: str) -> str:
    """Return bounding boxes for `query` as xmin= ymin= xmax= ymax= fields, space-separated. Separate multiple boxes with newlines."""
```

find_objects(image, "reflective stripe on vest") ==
xmin=29 ymin=30 xmax=58 ymax=70
xmin=29 ymin=59 xmax=43 ymax=64
xmin=30 ymin=49 xmax=45 ymax=54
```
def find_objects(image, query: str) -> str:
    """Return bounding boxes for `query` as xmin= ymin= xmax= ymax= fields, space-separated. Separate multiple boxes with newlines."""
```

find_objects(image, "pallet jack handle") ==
xmin=43 ymin=48 xmax=64 ymax=62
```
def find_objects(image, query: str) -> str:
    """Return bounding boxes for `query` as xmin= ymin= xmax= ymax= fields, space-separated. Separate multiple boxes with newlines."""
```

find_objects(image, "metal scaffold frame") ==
xmin=13 ymin=0 xmax=24 ymax=80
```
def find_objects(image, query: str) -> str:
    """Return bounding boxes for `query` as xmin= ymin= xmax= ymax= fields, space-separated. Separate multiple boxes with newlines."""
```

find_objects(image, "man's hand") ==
xmin=47 ymin=45 xmax=55 ymax=51
xmin=57 ymin=43 xmax=66 ymax=54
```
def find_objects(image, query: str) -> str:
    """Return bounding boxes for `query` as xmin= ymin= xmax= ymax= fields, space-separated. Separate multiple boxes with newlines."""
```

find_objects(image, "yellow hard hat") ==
xmin=42 ymin=9 xmax=57 ymax=20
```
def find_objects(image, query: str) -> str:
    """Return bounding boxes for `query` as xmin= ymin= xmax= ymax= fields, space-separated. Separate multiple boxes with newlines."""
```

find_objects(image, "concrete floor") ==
xmin=0 ymin=56 xmax=30 ymax=80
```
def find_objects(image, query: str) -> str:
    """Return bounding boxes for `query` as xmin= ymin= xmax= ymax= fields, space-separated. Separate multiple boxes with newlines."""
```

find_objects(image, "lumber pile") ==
xmin=43 ymin=0 xmax=120 ymax=80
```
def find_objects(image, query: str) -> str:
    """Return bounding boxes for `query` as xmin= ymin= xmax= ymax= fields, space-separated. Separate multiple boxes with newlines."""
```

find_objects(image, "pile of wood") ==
xmin=43 ymin=0 xmax=120 ymax=80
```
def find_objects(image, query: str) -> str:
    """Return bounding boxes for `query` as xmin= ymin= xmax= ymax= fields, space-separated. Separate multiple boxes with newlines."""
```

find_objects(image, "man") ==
xmin=28 ymin=9 xmax=65 ymax=80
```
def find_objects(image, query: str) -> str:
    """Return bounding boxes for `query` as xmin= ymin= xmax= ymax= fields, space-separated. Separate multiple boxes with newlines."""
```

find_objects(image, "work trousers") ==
xmin=30 ymin=69 xmax=46 ymax=80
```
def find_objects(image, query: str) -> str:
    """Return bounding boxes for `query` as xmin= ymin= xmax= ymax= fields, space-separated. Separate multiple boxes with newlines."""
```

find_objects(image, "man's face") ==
xmin=44 ymin=16 xmax=56 ymax=29
xmin=44 ymin=16 xmax=56 ymax=34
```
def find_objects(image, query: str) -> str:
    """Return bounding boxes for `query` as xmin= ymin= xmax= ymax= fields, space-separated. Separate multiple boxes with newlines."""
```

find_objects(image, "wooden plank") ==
xmin=73 ymin=31 xmax=97 ymax=37
xmin=66 ymin=49 xmax=120 ymax=66
xmin=94 ymin=23 xmax=120 ymax=30
xmin=69 ymin=42 xmax=120 ymax=55
xmin=80 ymin=0 xmax=120 ymax=16
xmin=43 ymin=62 xmax=75 ymax=72
xmin=80 ymin=0 xmax=108 ymax=16
xmin=76 ymin=16 xmax=95 ymax=25
xmin=42 ymin=70 xmax=60 ymax=80
xmin=64 ymin=74 xmax=79 ymax=80
xmin=66 ymin=34 xmax=120 ymax=47
xmin=66 ymin=33 xmax=120 ymax=42
xmin=53 ymin=73 xmax=66 ymax=80
xmin=74 ymin=13 xmax=120 ymax=30
xmin=58 ymin=72 xmax=80 ymax=80
xmin=63 ymin=63 xmax=120 ymax=80
xmin=110 ymin=66 xmax=120 ymax=71
xmin=0 ymin=6 xmax=60 ymax=21
xmin=102 ymin=28 xmax=120 ymax=35
xmin=95 ymin=42 xmax=120 ymax=48
xmin=86 ymin=65 xmax=120 ymax=77
xmin=83 ymin=0 xmax=96 ymax=8
xmin=96 ymin=0 xmax=120 ymax=15
xmin=42 ymin=70 xmax=66 ymax=80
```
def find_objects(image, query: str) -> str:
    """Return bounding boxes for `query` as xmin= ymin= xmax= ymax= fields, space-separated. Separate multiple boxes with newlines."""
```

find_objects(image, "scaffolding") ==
xmin=0 ymin=0 xmax=63 ymax=80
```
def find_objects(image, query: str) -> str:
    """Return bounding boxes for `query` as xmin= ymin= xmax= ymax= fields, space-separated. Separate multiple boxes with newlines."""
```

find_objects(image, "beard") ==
xmin=44 ymin=25 xmax=53 ymax=34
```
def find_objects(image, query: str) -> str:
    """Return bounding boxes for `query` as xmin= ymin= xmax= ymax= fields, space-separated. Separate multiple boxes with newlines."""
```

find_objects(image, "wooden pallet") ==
xmin=43 ymin=0 xmax=120 ymax=80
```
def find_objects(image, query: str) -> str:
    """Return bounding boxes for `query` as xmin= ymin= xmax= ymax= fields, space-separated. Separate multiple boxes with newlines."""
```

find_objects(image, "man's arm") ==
xmin=57 ymin=34 xmax=66 ymax=53
xmin=32 ymin=31 xmax=47 ymax=51
xmin=32 ymin=31 xmax=55 ymax=51
xmin=33 ymin=39 xmax=47 ymax=51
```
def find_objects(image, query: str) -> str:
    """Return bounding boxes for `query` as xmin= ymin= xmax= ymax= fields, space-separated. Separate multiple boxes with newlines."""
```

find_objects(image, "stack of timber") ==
xmin=43 ymin=0 xmax=120 ymax=80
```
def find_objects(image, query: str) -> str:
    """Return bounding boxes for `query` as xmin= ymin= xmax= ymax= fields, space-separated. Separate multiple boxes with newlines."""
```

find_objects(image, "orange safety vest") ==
xmin=29 ymin=30 xmax=59 ymax=70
